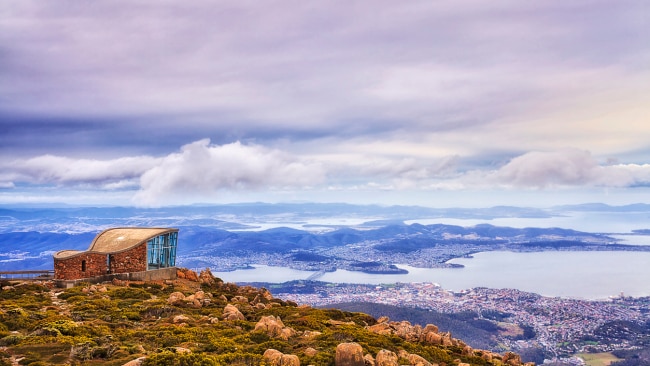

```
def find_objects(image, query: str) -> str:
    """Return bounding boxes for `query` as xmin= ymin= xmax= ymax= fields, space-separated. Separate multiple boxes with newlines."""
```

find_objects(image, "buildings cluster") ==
xmin=275 ymin=282 xmax=650 ymax=358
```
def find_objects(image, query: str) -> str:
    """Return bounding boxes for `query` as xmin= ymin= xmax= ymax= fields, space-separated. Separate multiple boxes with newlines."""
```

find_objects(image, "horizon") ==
xmin=1 ymin=1 xmax=649 ymax=207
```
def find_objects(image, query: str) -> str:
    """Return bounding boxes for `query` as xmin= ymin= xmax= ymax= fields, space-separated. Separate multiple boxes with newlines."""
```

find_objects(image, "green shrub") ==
xmin=143 ymin=351 xmax=222 ymax=366
xmin=0 ymin=334 xmax=24 ymax=346
xmin=46 ymin=319 xmax=78 ymax=336
xmin=109 ymin=287 xmax=152 ymax=300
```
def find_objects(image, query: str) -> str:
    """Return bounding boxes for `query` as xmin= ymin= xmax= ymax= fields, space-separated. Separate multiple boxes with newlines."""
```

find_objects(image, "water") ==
xmin=610 ymin=235 xmax=650 ymax=246
xmin=213 ymin=250 xmax=650 ymax=300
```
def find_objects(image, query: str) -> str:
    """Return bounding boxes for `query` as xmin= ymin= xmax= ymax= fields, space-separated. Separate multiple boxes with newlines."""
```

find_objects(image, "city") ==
xmin=267 ymin=281 xmax=650 ymax=364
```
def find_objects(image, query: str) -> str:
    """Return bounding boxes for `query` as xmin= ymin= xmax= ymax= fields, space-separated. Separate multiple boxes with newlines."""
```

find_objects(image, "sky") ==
xmin=0 ymin=1 xmax=649 ymax=208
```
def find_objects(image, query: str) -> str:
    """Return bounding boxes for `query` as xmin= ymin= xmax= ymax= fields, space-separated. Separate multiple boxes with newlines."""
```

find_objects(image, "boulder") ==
xmin=167 ymin=292 xmax=186 ymax=304
xmin=363 ymin=353 xmax=375 ymax=366
xmin=263 ymin=348 xmax=300 ymax=366
xmin=405 ymin=353 xmax=432 ymax=366
xmin=255 ymin=315 xmax=296 ymax=340
xmin=422 ymin=331 xmax=442 ymax=345
xmin=503 ymin=352 xmax=522 ymax=366
xmin=423 ymin=324 xmax=438 ymax=334
xmin=172 ymin=314 xmax=190 ymax=324
xmin=122 ymin=357 xmax=147 ymax=366
xmin=375 ymin=349 xmax=398 ymax=366
xmin=232 ymin=295 xmax=249 ymax=303
xmin=336 ymin=342 xmax=365 ymax=366
xmin=223 ymin=304 xmax=245 ymax=321
xmin=302 ymin=330 xmax=322 ymax=340
xmin=366 ymin=322 xmax=392 ymax=335
xmin=198 ymin=268 xmax=217 ymax=285
xmin=304 ymin=347 xmax=318 ymax=357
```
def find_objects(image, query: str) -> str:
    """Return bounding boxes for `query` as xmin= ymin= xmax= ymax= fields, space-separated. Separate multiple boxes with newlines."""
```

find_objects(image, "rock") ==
xmin=405 ymin=353 xmax=432 ymax=366
xmin=503 ymin=352 xmax=522 ymax=366
xmin=122 ymin=356 xmax=147 ymax=366
xmin=223 ymin=304 xmax=245 ymax=321
xmin=255 ymin=315 xmax=296 ymax=340
xmin=377 ymin=316 xmax=389 ymax=323
xmin=375 ymin=349 xmax=398 ymax=366
xmin=335 ymin=342 xmax=365 ymax=366
xmin=263 ymin=348 xmax=300 ymax=366
xmin=302 ymin=330 xmax=322 ymax=340
xmin=462 ymin=345 xmax=473 ymax=356
xmin=172 ymin=314 xmax=190 ymax=324
xmin=167 ymin=291 xmax=186 ymax=304
xmin=260 ymin=287 xmax=274 ymax=301
xmin=366 ymin=323 xmax=392 ymax=335
xmin=232 ymin=295 xmax=248 ymax=303
xmin=198 ymin=268 xmax=217 ymax=285
xmin=304 ymin=347 xmax=318 ymax=357
xmin=185 ymin=269 xmax=199 ymax=282
xmin=422 ymin=331 xmax=442 ymax=345
xmin=174 ymin=347 xmax=191 ymax=354
xmin=363 ymin=354 xmax=375 ymax=366
xmin=264 ymin=349 xmax=283 ymax=365
xmin=423 ymin=324 xmax=438 ymax=334
xmin=112 ymin=278 xmax=128 ymax=286
xmin=392 ymin=321 xmax=420 ymax=342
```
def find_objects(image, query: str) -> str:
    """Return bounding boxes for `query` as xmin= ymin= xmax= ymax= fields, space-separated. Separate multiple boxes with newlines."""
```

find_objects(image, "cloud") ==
xmin=485 ymin=149 xmax=650 ymax=189
xmin=1 ymin=0 xmax=647 ymax=161
xmin=132 ymin=139 xmax=325 ymax=206
xmin=0 ymin=155 xmax=158 ymax=188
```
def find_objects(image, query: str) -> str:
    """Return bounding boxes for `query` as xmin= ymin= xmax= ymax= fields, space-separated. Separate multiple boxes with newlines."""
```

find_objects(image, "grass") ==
xmin=578 ymin=352 xmax=621 ymax=366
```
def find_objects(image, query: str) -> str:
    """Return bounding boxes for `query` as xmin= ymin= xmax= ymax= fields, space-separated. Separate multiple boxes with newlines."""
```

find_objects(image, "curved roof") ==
xmin=54 ymin=227 xmax=178 ymax=259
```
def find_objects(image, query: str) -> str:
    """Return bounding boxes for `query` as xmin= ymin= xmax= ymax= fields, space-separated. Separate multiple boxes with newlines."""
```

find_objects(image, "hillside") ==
xmin=0 ymin=268 xmax=530 ymax=366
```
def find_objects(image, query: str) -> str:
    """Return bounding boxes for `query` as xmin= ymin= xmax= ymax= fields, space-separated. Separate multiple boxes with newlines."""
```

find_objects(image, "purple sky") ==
xmin=1 ymin=1 xmax=649 ymax=207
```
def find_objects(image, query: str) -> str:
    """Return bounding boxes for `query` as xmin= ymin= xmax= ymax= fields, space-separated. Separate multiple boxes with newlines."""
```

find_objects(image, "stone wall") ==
xmin=54 ymin=252 xmax=107 ymax=280
xmin=109 ymin=244 xmax=147 ymax=274
xmin=54 ymin=243 xmax=147 ymax=280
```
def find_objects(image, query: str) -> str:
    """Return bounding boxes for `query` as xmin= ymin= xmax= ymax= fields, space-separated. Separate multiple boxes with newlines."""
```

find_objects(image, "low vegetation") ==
xmin=0 ymin=271 xmax=528 ymax=365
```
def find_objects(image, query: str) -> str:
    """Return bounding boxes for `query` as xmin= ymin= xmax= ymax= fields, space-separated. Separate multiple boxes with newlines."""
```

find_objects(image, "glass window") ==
xmin=147 ymin=232 xmax=178 ymax=270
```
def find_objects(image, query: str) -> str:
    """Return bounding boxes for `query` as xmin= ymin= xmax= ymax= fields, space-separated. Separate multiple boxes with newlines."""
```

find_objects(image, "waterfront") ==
xmin=213 ymin=250 xmax=650 ymax=300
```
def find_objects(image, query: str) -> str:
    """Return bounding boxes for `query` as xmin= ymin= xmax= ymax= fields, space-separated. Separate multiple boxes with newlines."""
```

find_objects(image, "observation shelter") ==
xmin=53 ymin=227 xmax=179 ymax=287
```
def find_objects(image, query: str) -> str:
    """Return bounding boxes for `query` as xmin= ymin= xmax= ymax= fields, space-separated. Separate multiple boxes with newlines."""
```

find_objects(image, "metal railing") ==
xmin=0 ymin=270 xmax=54 ymax=281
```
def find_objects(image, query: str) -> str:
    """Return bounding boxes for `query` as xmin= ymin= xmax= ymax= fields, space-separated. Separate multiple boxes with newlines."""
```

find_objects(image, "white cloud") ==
xmin=132 ymin=139 xmax=325 ymax=206
xmin=1 ymin=155 xmax=159 ymax=187
xmin=485 ymin=149 xmax=650 ymax=189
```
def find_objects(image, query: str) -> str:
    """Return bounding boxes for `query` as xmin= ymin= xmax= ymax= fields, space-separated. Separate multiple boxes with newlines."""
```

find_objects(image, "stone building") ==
xmin=53 ymin=227 xmax=179 ymax=283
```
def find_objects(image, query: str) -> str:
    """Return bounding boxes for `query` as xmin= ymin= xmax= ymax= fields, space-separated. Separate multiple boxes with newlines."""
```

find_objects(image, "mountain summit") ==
xmin=0 ymin=268 xmax=529 ymax=366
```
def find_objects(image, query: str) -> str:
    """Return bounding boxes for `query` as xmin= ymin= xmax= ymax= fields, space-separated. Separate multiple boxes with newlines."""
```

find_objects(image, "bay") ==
xmin=213 ymin=250 xmax=650 ymax=300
